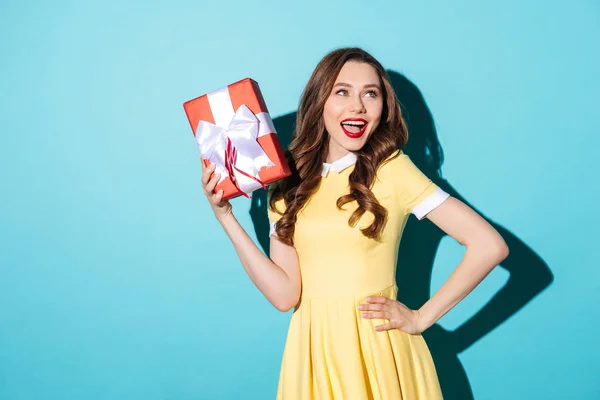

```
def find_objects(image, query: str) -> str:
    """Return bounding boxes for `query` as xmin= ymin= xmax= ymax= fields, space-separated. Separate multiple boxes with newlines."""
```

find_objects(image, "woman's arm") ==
xmin=359 ymin=196 xmax=509 ymax=334
xmin=416 ymin=196 xmax=509 ymax=330
xmin=202 ymin=161 xmax=301 ymax=312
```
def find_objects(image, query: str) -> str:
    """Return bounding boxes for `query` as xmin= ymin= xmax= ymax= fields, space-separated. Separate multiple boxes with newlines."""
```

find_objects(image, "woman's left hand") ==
xmin=358 ymin=296 xmax=425 ymax=335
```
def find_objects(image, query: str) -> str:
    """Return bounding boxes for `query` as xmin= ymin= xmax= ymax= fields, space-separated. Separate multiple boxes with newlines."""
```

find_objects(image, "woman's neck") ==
xmin=325 ymin=148 xmax=351 ymax=164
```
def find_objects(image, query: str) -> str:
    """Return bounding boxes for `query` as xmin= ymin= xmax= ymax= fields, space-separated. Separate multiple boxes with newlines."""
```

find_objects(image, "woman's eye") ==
xmin=336 ymin=89 xmax=348 ymax=96
xmin=365 ymin=90 xmax=378 ymax=98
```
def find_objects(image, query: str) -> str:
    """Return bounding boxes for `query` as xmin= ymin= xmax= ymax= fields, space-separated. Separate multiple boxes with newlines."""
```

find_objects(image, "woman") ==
xmin=201 ymin=48 xmax=509 ymax=399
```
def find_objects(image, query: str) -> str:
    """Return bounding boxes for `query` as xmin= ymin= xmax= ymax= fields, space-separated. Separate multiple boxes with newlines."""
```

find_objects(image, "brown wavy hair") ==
xmin=269 ymin=47 xmax=408 ymax=246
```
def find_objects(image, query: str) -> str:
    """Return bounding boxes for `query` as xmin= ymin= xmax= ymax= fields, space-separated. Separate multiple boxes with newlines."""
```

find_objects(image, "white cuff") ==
xmin=412 ymin=188 xmax=450 ymax=220
xmin=269 ymin=222 xmax=277 ymax=238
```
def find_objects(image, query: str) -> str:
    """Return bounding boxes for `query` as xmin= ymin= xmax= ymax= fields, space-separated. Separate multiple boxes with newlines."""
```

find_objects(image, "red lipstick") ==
xmin=340 ymin=118 xmax=368 ymax=138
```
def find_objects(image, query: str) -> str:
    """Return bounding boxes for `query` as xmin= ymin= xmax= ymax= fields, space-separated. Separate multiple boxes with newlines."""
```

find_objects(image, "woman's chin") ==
xmin=341 ymin=134 xmax=370 ymax=151
xmin=329 ymin=130 xmax=372 ymax=153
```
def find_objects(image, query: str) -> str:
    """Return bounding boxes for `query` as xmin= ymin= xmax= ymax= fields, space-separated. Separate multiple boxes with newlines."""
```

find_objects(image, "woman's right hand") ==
xmin=201 ymin=159 xmax=233 ymax=221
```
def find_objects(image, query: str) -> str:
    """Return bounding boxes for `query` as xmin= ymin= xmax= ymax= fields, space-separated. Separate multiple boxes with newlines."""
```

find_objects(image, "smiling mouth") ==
xmin=340 ymin=119 xmax=368 ymax=138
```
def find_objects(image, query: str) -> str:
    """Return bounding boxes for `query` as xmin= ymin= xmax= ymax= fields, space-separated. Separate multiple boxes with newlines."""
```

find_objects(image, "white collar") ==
xmin=321 ymin=152 xmax=358 ymax=177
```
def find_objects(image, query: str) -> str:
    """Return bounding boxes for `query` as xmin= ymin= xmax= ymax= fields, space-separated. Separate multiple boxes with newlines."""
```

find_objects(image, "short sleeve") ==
xmin=267 ymin=185 xmax=287 ymax=238
xmin=386 ymin=151 xmax=450 ymax=220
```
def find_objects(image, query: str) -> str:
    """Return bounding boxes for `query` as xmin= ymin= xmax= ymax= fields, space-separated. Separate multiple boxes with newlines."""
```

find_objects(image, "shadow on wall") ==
xmin=248 ymin=70 xmax=554 ymax=400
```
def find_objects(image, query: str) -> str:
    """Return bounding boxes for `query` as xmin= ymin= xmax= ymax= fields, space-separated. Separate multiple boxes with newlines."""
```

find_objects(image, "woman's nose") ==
xmin=349 ymin=97 xmax=366 ymax=113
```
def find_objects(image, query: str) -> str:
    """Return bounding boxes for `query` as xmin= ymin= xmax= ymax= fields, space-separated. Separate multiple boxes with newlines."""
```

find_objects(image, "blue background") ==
xmin=1 ymin=1 xmax=598 ymax=399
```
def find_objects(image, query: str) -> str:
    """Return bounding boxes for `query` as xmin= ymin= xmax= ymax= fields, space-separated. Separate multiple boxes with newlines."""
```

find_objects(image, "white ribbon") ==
xmin=195 ymin=87 xmax=275 ymax=195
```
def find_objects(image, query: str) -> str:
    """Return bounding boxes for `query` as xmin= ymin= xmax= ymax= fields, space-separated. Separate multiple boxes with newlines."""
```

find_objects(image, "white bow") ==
xmin=196 ymin=104 xmax=274 ymax=194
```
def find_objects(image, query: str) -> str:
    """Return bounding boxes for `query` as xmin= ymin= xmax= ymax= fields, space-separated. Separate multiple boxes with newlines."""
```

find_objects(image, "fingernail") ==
xmin=361 ymin=313 xmax=367 ymax=317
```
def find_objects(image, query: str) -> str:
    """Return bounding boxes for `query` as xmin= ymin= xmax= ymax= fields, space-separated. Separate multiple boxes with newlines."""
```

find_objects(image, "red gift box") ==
xmin=183 ymin=78 xmax=291 ymax=200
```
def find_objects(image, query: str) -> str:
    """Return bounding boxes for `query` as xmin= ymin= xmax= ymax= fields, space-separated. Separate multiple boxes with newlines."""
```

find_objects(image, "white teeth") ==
xmin=341 ymin=121 xmax=366 ymax=126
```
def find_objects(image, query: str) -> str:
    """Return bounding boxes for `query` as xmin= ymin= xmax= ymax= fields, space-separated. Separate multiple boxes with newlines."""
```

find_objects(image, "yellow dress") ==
xmin=268 ymin=150 xmax=448 ymax=400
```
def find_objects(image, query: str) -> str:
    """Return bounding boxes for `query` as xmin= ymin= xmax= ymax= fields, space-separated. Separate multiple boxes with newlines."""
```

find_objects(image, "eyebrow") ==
xmin=333 ymin=82 xmax=381 ymax=90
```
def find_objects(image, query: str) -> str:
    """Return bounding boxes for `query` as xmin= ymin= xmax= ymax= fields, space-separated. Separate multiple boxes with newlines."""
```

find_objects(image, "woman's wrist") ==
xmin=416 ymin=308 xmax=435 ymax=333
xmin=216 ymin=209 xmax=235 ymax=225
